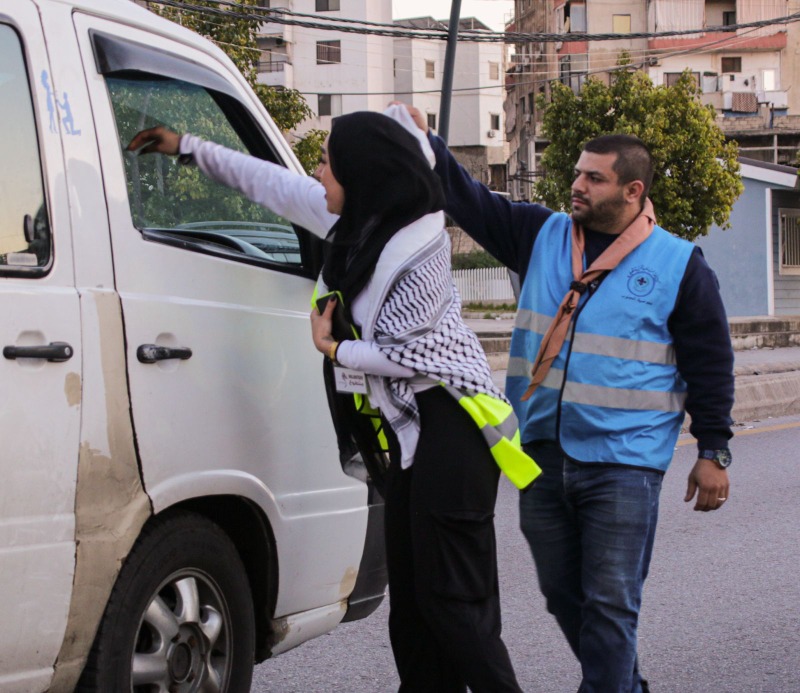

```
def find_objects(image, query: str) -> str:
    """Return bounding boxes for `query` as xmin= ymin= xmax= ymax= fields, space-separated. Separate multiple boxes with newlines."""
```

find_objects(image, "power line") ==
xmin=146 ymin=3 xmax=794 ymax=99
xmin=146 ymin=0 xmax=800 ymax=43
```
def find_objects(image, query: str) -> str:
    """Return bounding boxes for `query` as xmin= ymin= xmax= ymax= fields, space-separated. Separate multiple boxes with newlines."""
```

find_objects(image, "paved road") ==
xmin=253 ymin=415 xmax=800 ymax=692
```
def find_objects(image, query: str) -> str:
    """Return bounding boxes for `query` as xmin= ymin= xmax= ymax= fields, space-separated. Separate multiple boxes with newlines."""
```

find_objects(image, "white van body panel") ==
xmin=72 ymin=10 xmax=368 ymax=618
xmin=0 ymin=1 xmax=384 ymax=691
xmin=0 ymin=1 xmax=80 ymax=689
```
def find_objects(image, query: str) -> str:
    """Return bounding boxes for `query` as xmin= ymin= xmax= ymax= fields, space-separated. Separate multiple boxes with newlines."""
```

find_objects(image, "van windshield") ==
xmin=106 ymin=76 xmax=301 ymax=266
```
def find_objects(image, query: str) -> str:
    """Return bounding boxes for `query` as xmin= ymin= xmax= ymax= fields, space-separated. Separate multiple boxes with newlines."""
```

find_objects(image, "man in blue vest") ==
xmin=400 ymin=104 xmax=734 ymax=693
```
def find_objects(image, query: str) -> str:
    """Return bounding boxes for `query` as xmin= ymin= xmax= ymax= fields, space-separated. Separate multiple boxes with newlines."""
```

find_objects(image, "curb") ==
xmin=478 ymin=339 xmax=800 ymax=423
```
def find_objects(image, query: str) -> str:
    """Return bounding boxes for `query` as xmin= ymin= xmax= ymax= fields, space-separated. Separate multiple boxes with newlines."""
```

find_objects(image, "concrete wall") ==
xmin=696 ymin=178 xmax=773 ymax=317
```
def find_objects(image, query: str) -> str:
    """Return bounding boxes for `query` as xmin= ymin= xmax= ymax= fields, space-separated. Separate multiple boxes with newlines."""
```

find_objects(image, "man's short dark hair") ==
xmin=583 ymin=134 xmax=654 ymax=200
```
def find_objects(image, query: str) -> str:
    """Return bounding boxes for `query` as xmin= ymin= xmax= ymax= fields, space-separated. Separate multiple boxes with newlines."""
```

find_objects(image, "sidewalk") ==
xmin=465 ymin=315 xmax=800 ymax=423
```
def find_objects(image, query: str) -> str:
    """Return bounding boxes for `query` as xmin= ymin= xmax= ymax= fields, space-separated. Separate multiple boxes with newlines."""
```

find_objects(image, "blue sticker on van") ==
xmin=58 ymin=92 xmax=81 ymax=135
xmin=41 ymin=70 xmax=57 ymax=133
xmin=41 ymin=70 xmax=81 ymax=135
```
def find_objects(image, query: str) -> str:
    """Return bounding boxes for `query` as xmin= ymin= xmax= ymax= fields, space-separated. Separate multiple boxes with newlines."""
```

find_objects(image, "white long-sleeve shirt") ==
xmin=180 ymin=134 xmax=417 ymax=379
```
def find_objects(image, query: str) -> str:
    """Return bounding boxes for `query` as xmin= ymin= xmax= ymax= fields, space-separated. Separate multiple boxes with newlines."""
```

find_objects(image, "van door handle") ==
xmin=137 ymin=344 xmax=193 ymax=364
xmin=3 ymin=341 xmax=74 ymax=362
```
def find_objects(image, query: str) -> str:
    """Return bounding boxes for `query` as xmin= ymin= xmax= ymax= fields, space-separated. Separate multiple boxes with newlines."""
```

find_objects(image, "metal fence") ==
xmin=452 ymin=267 xmax=515 ymax=304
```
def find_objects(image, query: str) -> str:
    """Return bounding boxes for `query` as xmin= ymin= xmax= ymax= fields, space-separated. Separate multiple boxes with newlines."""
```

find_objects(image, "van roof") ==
xmin=40 ymin=0 xmax=222 ymax=56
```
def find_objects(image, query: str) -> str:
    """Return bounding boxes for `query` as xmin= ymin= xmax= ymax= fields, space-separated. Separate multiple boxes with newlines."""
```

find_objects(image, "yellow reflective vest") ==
xmin=441 ymin=384 xmax=541 ymax=491
xmin=312 ymin=288 xmax=541 ymax=490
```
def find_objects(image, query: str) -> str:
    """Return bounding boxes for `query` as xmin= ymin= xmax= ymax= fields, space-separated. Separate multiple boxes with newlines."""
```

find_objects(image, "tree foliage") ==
xmin=148 ymin=0 xmax=324 ymax=173
xmin=451 ymin=249 xmax=503 ymax=270
xmin=534 ymin=64 xmax=743 ymax=241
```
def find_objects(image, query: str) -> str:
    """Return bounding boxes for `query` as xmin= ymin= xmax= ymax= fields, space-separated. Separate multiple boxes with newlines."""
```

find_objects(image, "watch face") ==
xmin=700 ymin=449 xmax=732 ymax=467
xmin=715 ymin=449 xmax=732 ymax=468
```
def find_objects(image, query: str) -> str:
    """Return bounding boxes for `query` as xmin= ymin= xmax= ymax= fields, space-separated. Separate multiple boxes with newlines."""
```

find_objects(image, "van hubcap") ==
xmin=131 ymin=572 xmax=230 ymax=692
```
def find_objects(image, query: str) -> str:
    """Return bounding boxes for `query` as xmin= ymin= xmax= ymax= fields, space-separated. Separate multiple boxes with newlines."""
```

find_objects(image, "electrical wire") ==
xmin=148 ymin=2 xmax=794 ymax=97
xmin=145 ymin=0 xmax=800 ymax=43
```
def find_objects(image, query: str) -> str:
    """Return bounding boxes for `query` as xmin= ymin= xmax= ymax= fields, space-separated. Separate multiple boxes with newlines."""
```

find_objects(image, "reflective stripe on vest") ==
xmin=508 ymin=213 xmax=694 ymax=471
xmin=442 ymin=384 xmax=542 ymax=490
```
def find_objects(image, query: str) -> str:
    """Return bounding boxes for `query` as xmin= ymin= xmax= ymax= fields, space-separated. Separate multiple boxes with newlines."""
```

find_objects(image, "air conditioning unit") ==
xmin=487 ymin=130 xmax=496 ymax=138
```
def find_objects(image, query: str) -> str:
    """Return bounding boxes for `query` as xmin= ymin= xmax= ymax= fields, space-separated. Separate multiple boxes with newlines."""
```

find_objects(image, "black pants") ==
xmin=383 ymin=387 xmax=521 ymax=693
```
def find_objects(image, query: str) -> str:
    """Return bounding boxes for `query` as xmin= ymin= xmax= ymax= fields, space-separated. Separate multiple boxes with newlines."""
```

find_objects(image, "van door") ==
xmin=73 ymin=13 xmax=369 ymax=619
xmin=0 ymin=4 xmax=82 ymax=691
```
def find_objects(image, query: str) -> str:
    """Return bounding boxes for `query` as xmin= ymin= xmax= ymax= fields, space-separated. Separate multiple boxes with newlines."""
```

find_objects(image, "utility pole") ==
xmin=438 ymin=0 xmax=462 ymax=144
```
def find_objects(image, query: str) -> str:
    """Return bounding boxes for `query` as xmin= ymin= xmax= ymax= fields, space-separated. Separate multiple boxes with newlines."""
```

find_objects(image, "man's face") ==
xmin=570 ymin=150 xmax=627 ymax=232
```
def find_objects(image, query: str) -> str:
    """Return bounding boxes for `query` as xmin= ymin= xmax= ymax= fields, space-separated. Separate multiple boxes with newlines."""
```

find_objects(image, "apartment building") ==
xmin=394 ymin=17 xmax=508 ymax=191
xmin=507 ymin=0 xmax=800 ymax=198
xmin=256 ymin=0 xmax=395 ymax=138
xmin=257 ymin=6 xmax=507 ymax=187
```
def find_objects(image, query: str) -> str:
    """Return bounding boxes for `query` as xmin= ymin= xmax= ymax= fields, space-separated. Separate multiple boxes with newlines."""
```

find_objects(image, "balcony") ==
xmin=257 ymin=58 xmax=293 ymax=89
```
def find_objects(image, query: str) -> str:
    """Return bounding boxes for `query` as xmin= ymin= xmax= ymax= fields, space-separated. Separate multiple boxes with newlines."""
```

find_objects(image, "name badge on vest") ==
xmin=334 ymin=366 xmax=369 ymax=394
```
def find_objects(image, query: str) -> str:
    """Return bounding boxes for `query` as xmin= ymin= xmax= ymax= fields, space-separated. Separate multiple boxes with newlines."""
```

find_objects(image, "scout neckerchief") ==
xmin=520 ymin=197 xmax=656 ymax=402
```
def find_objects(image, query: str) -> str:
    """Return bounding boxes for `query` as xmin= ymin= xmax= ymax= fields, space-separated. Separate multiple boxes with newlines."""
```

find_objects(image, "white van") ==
xmin=0 ymin=1 xmax=387 ymax=691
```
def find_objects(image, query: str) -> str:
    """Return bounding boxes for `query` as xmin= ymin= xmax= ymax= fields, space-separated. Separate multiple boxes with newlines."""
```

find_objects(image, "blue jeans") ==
xmin=519 ymin=442 xmax=662 ymax=693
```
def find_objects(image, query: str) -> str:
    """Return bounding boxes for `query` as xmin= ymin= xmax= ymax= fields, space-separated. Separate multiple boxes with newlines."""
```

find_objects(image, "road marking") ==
xmin=677 ymin=420 xmax=800 ymax=446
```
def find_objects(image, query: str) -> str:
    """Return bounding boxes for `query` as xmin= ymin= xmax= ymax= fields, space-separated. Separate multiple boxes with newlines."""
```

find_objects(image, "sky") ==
xmin=392 ymin=0 xmax=514 ymax=33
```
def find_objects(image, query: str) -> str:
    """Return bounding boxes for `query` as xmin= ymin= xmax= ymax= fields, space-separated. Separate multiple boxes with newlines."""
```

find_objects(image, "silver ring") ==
xmin=718 ymin=497 xmax=727 ymax=501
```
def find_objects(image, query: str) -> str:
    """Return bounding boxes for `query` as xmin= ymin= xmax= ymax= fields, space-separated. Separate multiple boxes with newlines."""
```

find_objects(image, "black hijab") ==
xmin=321 ymin=111 xmax=445 ymax=309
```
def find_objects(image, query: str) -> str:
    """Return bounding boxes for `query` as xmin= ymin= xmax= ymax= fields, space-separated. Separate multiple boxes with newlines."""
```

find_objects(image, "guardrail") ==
xmin=452 ymin=267 xmax=515 ymax=304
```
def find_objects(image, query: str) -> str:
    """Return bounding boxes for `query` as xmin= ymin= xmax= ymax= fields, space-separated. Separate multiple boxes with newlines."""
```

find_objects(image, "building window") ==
xmin=664 ymin=72 xmax=700 ymax=87
xmin=612 ymin=15 xmax=631 ymax=33
xmin=559 ymin=56 xmax=571 ymax=86
xmin=780 ymin=209 xmax=800 ymax=275
xmin=721 ymin=57 xmax=742 ymax=73
xmin=316 ymin=40 xmax=341 ymax=65
xmin=490 ymin=113 xmax=500 ymax=130
xmin=425 ymin=60 xmax=435 ymax=79
xmin=427 ymin=113 xmax=437 ymax=130
xmin=256 ymin=0 xmax=270 ymax=7
xmin=316 ymin=0 xmax=340 ymax=10
xmin=318 ymin=94 xmax=342 ymax=117
xmin=722 ymin=11 xmax=736 ymax=26
xmin=489 ymin=62 xmax=499 ymax=80
xmin=559 ymin=2 xmax=587 ymax=33
xmin=570 ymin=3 xmax=587 ymax=32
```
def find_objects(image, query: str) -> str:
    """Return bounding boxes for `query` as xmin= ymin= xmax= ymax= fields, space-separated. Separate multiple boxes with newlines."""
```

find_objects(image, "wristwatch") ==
xmin=699 ymin=448 xmax=732 ymax=469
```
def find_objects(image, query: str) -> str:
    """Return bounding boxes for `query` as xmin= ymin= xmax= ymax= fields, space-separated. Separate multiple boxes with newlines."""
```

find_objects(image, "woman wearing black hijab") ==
xmin=129 ymin=110 xmax=538 ymax=692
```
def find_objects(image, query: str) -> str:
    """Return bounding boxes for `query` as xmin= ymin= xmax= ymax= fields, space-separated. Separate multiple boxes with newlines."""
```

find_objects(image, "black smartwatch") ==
xmin=699 ymin=448 xmax=732 ymax=469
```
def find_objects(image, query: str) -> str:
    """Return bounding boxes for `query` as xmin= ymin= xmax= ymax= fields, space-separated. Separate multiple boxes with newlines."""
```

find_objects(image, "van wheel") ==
xmin=77 ymin=511 xmax=255 ymax=693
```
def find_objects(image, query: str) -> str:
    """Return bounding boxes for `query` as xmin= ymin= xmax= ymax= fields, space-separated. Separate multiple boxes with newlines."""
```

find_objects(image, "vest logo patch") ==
xmin=626 ymin=266 xmax=658 ymax=298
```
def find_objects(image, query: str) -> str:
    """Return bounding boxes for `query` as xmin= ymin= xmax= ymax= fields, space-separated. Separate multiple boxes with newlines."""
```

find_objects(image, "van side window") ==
xmin=0 ymin=25 xmax=51 ymax=274
xmin=106 ymin=75 xmax=303 ymax=269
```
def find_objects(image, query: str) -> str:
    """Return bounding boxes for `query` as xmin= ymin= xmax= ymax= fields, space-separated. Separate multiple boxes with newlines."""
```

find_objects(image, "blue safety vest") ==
xmin=507 ymin=212 xmax=694 ymax=471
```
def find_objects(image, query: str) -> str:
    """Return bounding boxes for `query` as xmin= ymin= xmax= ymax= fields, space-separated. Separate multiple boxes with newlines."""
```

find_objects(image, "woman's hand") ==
xmin=127 ymin=126 xmax=182 ymax=156
xmin=310 ymin=297 xmax=338 ymax=355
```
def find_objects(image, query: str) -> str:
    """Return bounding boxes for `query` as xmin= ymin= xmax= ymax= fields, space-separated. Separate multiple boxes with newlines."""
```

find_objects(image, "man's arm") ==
xmin=428 ymin=134 xmax=552 ymax=281
xmin=669 ymin=248 xmax=734 ymax=511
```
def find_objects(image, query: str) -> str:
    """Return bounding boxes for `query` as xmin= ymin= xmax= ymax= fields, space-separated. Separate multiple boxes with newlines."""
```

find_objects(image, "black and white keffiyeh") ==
xmin=368 ymin=233 xmax=508 ymax=465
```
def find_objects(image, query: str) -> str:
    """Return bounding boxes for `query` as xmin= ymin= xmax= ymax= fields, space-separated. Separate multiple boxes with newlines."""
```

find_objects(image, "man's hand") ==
xmin=127 ymin=126 xmax=181 ymax=156
xmin=388 ymin=101 xmax=428 ymax=134
xmin=685 ymin=458 xmax=730 ymax=511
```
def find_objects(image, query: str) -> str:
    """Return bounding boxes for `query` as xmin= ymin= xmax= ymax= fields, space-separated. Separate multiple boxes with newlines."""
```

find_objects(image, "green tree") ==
xmin=534 ymin=64 xmax=743 ymax=241
xmin=148 ymin=0 xmax=325 ymax=173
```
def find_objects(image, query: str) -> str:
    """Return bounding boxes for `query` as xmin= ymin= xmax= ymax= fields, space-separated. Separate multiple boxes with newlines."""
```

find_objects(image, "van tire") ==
xmin=77 ymin=510 xmax=255 ymax=693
